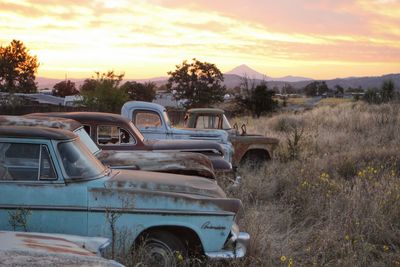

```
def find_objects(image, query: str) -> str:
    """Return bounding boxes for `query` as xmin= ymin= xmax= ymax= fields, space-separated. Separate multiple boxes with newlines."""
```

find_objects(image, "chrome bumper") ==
xmin=205 ymin=232 xmax=250 ymax=259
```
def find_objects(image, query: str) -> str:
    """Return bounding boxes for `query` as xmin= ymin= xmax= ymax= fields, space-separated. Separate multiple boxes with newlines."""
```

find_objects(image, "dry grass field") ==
xmin=224 ymin=101 xmax=400 ymax=266
xmin=121 ymin=101 xmax=400 ymax=266
xmin=316 ymin=98 xmax=353 ymax=107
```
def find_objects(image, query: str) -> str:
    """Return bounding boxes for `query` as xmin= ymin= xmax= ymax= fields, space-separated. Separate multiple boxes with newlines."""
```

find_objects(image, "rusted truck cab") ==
xmin=184 ymin=108 xmax=279 ymax=168
xmin=121 ymin=101 xmax=234 ymax=164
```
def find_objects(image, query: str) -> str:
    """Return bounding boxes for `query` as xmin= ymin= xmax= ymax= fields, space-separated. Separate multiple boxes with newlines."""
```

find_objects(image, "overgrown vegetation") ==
xmin=235 ymin=77 xmax=278 ymax=118
xmin=363 ymin=80 xmax=396 ymax=104
xmin=227 ymin=102 xmax=400 ymax=266
xmin=80 ymin=71 xmax=129 ymax=113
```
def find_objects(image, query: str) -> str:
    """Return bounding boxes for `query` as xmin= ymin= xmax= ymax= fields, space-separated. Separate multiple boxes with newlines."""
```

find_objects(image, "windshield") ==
xmin=73 ymin=127 xmax=101 ymax=155
xmin=129 ymin=122 xmax=145 ymax=142
xmin=222 ymin=114 xmax=232 ymax=130
xmin=57 ymin=139 xmax=106 ymax=180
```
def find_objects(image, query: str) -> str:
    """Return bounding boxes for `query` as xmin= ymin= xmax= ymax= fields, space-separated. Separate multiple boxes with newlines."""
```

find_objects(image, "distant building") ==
xmin=15 ymin=93 xmax=65 ymax=105
xmin=64 ymin=95 xmax=83 ymax=106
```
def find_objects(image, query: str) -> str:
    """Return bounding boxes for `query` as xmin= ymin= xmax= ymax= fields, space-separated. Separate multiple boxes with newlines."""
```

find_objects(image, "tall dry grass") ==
xmin=227 ymin=102 xmax=400 ymax=266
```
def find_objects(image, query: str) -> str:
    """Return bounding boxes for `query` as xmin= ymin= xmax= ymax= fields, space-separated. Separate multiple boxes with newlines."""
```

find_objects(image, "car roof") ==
xmin=0 ymin=126 xmax=76 ymax=140
xmin=187 ymin=108 xmax=225 ymax=114
xmin=122 ymin=101 xmax=165 ymax=113
xmin=0 ymin=115 xmax=82 ymax=131
xmin=29 ymin=112 xmax=131 ymax=124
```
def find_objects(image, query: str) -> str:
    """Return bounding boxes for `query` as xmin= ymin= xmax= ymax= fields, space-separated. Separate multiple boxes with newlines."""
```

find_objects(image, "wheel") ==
xmin=135 ymin=231 xmax=188 ymax=267
xmin=239 ymin=151 xmax=269 ymax=170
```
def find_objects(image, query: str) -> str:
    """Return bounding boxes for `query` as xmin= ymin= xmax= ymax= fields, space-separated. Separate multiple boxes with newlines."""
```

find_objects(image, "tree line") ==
xmin=1 ymin=40 xmax=397 ymax=117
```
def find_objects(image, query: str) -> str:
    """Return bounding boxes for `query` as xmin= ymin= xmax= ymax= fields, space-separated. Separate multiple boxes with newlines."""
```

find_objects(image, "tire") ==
xmin=239 ymin=151 xmax=268 ymax=170
xmin=135 ymin=230 xmax=188 ymax=267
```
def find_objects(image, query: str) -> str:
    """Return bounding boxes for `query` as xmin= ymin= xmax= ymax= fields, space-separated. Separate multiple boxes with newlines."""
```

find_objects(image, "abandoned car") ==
xmin=0 ymin=126 xmax=249 ymax=265
xmin=0 ymin=115 xmax=216 ymax=179
xmin=184 ymin=108 xmax=280 ymax=168
xmin=29 ymin=112 xmax=232 ymax=175
xmin=121 ymin=101 xmax=234 ymax=163
xmin=0 ymin=231 xmax=123 ymax=266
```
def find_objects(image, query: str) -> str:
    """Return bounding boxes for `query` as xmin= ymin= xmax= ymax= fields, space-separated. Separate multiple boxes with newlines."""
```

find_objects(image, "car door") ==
xmin=0 ymin=139 xmax=88 ymax=236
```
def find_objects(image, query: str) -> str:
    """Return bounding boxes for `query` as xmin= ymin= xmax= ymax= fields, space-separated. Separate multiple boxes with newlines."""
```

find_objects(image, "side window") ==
xmin=134 ymin=111 xmax=162 ymax=129
xmin=97 ymin=126 xmax=136 ymax=145
xmin=0 ymin=143 xmax=56 ymax=181
xmin=195 ymin=115 xmax=220 ymax=129
xmin=83 ymin=125 xmax=91 ymax=135
xmin=40 ymin=146 xmax=57 ymax=180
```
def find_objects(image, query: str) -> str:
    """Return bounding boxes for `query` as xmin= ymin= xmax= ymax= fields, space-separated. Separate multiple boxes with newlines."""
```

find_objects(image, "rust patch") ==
xmin=0 ymin=115 xmax=81 ymax=131
xmin=24 ymin=243 xmax=94 ymax=256
xmin=16 ymin=233 xmax=68 ymax=242
xmin=22 ymin=238 xmax=75 ymax=249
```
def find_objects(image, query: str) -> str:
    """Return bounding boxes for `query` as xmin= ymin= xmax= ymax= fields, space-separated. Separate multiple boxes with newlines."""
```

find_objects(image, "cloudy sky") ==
xmin=1 ymin=0 xmax=399 ymax=79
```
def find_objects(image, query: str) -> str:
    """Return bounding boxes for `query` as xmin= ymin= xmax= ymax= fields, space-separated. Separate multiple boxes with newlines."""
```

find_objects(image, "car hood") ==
xmin=145 ymin=139 xmax=224 ymax=154
xmin=231 ymin=134 xmax=280 ymax=145
xmin=97 ymin=150 xmax=215 ymax=179
xmin=105 ymin=169 xmax=226 ymax=198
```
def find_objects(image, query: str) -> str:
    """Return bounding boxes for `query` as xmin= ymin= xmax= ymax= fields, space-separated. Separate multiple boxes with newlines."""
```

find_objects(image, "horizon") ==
xmin=1 ymin=1 xmax=400 ymax=80
xmin=35 ymin=64 xmax=399 ymax=82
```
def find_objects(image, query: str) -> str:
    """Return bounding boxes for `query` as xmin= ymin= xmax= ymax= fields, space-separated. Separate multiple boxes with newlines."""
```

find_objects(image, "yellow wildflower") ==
xmin=345 ymin=235 xmax=350 ymax=241
xmin=280 ymin=255 xmax=287 ymax=262
xmin=288 ymin=257 xmax=294 ymax=267
xmin=383 ymin=245 xmax=389 ymax=252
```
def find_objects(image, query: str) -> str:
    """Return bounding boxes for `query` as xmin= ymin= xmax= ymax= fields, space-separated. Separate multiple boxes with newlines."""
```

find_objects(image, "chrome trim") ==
xmin=97 ymin=239 xmax=111 ymax=256
xmin=0 ymin=204 xmax=234 ymax=216
xmin=205 ymin=232 xmax=250 ymax=259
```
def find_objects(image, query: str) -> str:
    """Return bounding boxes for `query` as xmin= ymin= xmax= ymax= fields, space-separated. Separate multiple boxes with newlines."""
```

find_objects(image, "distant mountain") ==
xmin=225 ymin=64 xmax=270 ymax=80
xmin=322 ymin=74 xmax=400 ymax=90
xmin=36 ymin=77 xmax=85 ymax=90
xmin=225 ymin=64 xmax=312 ymax=83
xmin=273 ymin=75 xmax=312 ymax=82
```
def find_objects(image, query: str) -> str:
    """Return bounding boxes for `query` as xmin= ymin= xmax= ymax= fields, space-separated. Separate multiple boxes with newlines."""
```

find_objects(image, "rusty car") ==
xmin=0 ymin=231 xmax=123 ymax=266
xmin=0 ymin=115 xmax=216 ymax=179
xmin=184 ymin=108 xmax=280 ymax=168
xmin=0 ymin=126 xmax=249 ymax=265
xmin=29 ymin=112 xmax=232 ymax=175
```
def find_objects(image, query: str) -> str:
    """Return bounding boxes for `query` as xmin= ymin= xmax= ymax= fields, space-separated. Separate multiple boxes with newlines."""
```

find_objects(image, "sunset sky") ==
xmin=1 ymin=0 xmax=399 ymax=80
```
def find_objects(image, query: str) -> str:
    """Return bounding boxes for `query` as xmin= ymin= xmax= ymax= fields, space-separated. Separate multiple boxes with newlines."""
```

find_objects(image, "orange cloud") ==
xmin=0 ymin=0 xmax=398 ymax=79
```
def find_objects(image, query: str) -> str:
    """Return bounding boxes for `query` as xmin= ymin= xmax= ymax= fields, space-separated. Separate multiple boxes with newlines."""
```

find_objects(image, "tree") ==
xmin=121 ymin=81 xmax=156 ymax=102
xmin=52 ymin=80 xmax=78 ymax=97
xmin=167 ymin=58 xmax=226 ymax=108
xmin=363 ymin=80 xmax=396 ymax=104
xmin=303 ymin=81 xmax=329 ymax=97
xmin=80 ymin=71 xmax=128 ymax=113
xmin=381 ymin=80 xmax=395 ymax=102
xmin=0 ymin=40 xmax=39 ymax=93
xmin=363 ymin=88 xmax=381 ymax=104
xmin=281 ymin=83 xmax=297 ymax=94
xmin=80 ymin=78 xmax=98 ymax=93
xmin=235 ymin=77 xmax=278 ymax=118
xmin=334 ymin=85 xmax=344 ymax=95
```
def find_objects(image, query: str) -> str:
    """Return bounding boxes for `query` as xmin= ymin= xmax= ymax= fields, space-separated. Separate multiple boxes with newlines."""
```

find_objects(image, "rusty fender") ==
xmin=89 ymin=187 xmax=242 ymax=215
